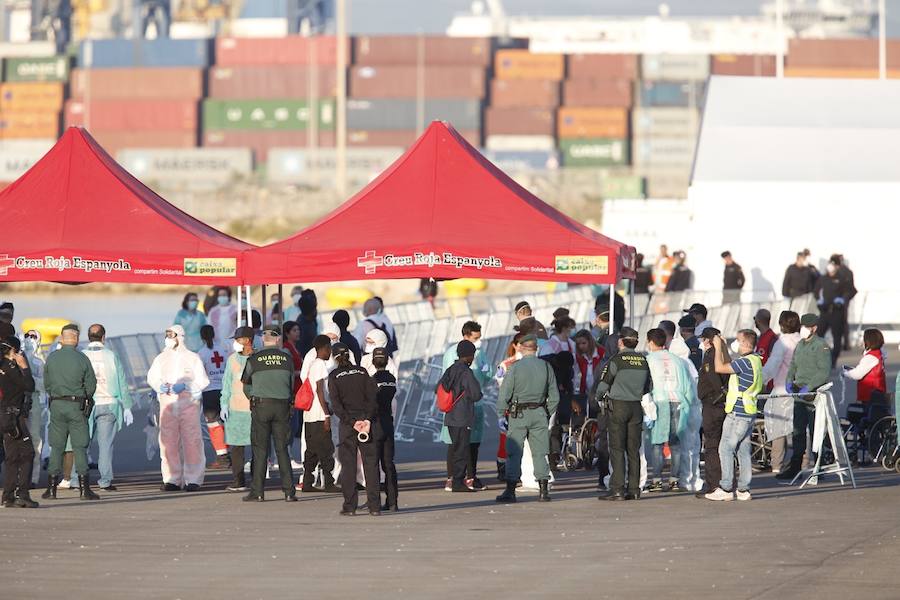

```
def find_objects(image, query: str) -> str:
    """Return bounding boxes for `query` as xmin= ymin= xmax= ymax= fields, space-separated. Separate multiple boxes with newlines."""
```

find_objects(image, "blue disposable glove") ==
xmin=172 ymin=383 xmax=187 ymax=394
xmin=799 ymin=386 xmax=810 ymax=395
xmin=834 ymin=297 xmax=845 ymax=306
xmin=498 ymin=417 xmax=508 ymax=433
xmin=157 ymin=384 xmax=170 ymax=395
xmin=220 ymin=406 xmax=229 ymax=421
xmin=643 ymin=415 xmax=655 ymax=428
xmin=786 ymin=381 xmax=796 ymax=394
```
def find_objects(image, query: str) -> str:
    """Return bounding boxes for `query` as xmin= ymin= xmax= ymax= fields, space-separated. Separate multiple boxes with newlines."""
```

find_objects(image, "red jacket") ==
xmin=756 ymin=329 xmax=778 ymax=365
xmin=858 ymin=349 xmax=886 ymax=403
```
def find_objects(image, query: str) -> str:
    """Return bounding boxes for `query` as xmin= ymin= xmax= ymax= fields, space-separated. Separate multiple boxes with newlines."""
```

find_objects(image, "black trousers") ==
xmin=818 ymin=308 xmax=844 ymax=367
xmin=3 ymin=429 xmax=34 ymax=502
xmin=607 ymin=399 xmax=643 ymax=495
xmin=447 ymin=426 xmax=471 ymax=488
xmin=338 ymin=423 xmax=380 ymax=512
xmin=790 ymin=401 xmax=816 ymax=471
xmin=201 ymin=390 xmax=222 ymax=422
xmin=446 ymin=441 xmax=481 ymax=480
xmin=701 ymin=402 xmax=727 ymax=490
xmin=376 ymin=420 xmax=398 ymax=507
xmin=595 ymin=412 xmax=610 ymax=482
xmin=249 ymin=399 xmax=294 ymax=497
xmin=228 ymin=445 xmax=246 ymax=487
xmin=302 ymin=420 xmax=335 ymax=488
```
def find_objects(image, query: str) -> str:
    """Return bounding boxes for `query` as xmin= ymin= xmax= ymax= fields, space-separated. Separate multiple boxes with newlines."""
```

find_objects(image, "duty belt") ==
xmin=51 ymin=396 xmax=86 ymax=402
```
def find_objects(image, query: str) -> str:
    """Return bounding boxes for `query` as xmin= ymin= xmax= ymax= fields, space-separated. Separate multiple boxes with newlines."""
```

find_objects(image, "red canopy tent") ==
xmin=245 ymin=121 xmax=635 ymax=285
xmin=0 ymin=128 xmax=251 ymax=285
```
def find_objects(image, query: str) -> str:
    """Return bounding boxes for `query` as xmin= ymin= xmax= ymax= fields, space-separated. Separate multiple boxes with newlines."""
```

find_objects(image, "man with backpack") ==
xmin=495 ymin=334 xmax=560 ymax=504
xmin=438 ymin=340 xmax=483 ymax=493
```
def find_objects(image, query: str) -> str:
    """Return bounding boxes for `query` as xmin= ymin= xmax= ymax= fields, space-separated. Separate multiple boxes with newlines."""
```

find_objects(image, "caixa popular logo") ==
xmin=356 ymin=250 xmax=502 ymax=275
xmin=0 ymin=254 xmax=132 ymax=275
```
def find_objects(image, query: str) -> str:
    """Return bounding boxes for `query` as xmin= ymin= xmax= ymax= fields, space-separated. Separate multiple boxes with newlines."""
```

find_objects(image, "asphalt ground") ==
xmin=1 ymin=352 xmax=898 ymax=599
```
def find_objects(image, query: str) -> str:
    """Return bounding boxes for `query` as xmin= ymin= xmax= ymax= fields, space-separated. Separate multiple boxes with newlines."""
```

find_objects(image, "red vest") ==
xmin=576 ymin=350 xmax=603 ymax=394
xmin=755 ymin=329 xmax=778 ymax=365
xmin=858 ymin=349 xmax=886 ymax=403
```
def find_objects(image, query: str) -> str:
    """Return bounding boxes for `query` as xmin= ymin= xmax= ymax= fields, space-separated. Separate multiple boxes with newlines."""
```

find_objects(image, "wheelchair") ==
xmin=841 ymin=393 xmax=892 ymax=465
xmin=556 ymin=394 xmax=603 ymax=472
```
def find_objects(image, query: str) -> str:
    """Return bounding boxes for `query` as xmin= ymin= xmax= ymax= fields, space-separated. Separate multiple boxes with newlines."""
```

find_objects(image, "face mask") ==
xmin=164 ymin=337 xmax=177 ymax=349
xmin=217 ymin=296 xmax=229 ymax=306
xmin=187 ymin=300 xmax=198 ymax=310
xmin=730 ymin=340 xmax=741 ymax=354
xmin=800 ymin=326 xmax=812 ymax=340
xmin=232 ymin=340 xmax=244 ymax=353
xmin=826 ymin=264 xmax=837 ymax=276
xmin=472 ymin=339 xmax=482 ymax=350
xmin=514 ymin=351 xmax=523 ymax=360
xmin=23 ymin=339 xmax=36 ymax=353
xmin=364 ymin=343 xmax=376 ymax=354
xmin=292 ymin=294 xmax=302 ymax=304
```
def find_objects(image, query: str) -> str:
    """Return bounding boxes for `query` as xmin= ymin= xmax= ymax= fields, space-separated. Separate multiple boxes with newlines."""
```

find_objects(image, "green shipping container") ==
xmin=600 ymin=176 xmax=645 ymax=199
xmin=3 ymin=56 xmax=70 ymax=82
xmin=202 ymin=99 xmax=336 ymax=131
xmin=560 ymin=138 xmax=629 ymax=167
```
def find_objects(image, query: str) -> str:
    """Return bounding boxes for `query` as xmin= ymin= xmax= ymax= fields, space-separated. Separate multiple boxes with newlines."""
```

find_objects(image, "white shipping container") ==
xmin=0 ymin=41 xmax=56 ymax=58
xmin=117 ymin=148 xmax=253 ymax=190
xmin=632 ymin=137 xmax=697 ymax=168
xmin=229 ymin=18 xmax=290 ymax=37
xmin=484 ymin=135 xmax=556 ymax=152
xmin=267 ymin=147 xmax=403 ymax=186
xmin=641 ymin=54 xmax=710 ymax=81
xmin=0 ymin=139 xmax=54 ymax=181
xmin=631 ymin=108 xmax=700 ymax=138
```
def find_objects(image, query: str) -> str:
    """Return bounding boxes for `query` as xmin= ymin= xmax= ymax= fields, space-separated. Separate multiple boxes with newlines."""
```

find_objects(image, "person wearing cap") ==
xmin=439 ymin=322 xmax=491 ymax=491
xmin=496 ymin=334 xmax=559 ymax=503
xmin=513 ymin=301 xmax=548 ymax=340
xmin=0 ymin=335 xmax=38 ymax=508
xmin=664 ymin=251 xmax=692 ymax=292
xmin=42 ymin=324 xmax=100 ymax=501
xmin=440 ymin=340 xmax=484 ymax=494
xmin=670 ymin=315 xmax=702 ymax=371
xmin=777 ymin=314 xmax=832 ymax=480
xmin=705 ymin=329 xmax=763 ymax=502
xmin=332 ymin=310 xmax=362 ymax=365
xmin=219 ymin=326 xmax=255 ymax=492
xmin=300 ymin=335 xmax=341 ymax=494
xmin=81 ymin=324 xmax=133 ymax=492
xmin=696 ymin=327 xmax=729 ymax=497
xmin=754 ymin=309 xmax=778 ymax=367
xmin=721 ymin=251 xmax=745 ymax=304
xmin=813 ymin=259 xmax=855 ymax=367
xmin=592 ymin=307 xmax=620 ymax=366
xmin=328 ymin=342 xmax=380 ymax=515
xmin=241 ymin=325 xmax=296 ymax=502
xmin=146 ymin=324 xmax=209 ymax=492
xmin=683 ymin=303 xmax=713 ymax=338
xmin=593 ymin=327 xmax=651 ymax=501
xmin=761 ymin=311 xmax=802 ymax=475
xmin=371 ymin=347 xmax=399 ymax=511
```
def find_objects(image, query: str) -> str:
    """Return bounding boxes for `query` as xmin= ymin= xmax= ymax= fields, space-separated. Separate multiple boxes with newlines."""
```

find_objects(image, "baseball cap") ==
xmin=519 ymin=333 xmax=538 ymax=345
xmin=514 ymin=301 xmax=530 ymax=313
xmin=683 ymin=303 xmax=707 ymax=318
xmin=262 ymin=325 xmax=282 ymax=337
xmin=231 ymin=326 xmax=255 ymax=340
xmin=800 ymin=313 xmax=819 ymax=327
xmin=332 ymin=342 xmax=350 ymax=357
xmin=372 ymin=347 xmax=389 ymax=361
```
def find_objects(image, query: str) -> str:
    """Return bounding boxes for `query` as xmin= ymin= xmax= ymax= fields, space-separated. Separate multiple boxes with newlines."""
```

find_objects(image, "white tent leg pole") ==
xmin=629 ymin=282 xmax=635 ymax=328
xmin=236 ymin=285 xmax=243 ymax=328
xmin=278 ymin=284 xmax=284 ymax=326
xmin=261 ymin=284 xmax=267 ymax=327
xmin=246 ymin=285 xmax=252 ymax=328
xmin=609 ymin=283 xmax=616 ymax=334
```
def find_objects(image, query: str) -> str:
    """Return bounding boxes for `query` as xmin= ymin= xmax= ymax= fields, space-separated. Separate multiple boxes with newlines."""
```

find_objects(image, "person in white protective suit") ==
xmin=147 ymin=325 xmax=210 ymax=491
xmin=360 ymin=328 xmax=398 ymax=378
xmin=22 ymin=330 xmax=47 ymax=486
xmin=761 ymin=311 xmax=802 ymax=475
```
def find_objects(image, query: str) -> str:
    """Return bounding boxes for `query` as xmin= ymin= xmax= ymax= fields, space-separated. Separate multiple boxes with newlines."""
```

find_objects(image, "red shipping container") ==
xmin=64 ymin=99 xmax=198 ymax=132
xmin=490 ymin=79 xmax=560 ymax=108
xmin=353 ymin=36 xmax=492 ymax=66
xmin=347 ymin=128 xmax=480 ymax=148
xmin=215 ymin=36 xmax=347 ymax=67
xmin=485 ymin=107 xmax=555 ymax=136
xmin=88 ymin=130 xmax=198 ymax=155
xmin=562 ymin=79 xmax=633 ymax=107
xmin=567 ymin=54 xmax=639 ymax=80
xmin=209 ymin=66 xmax=339 ymax=99
xmin=787 ymin=39 xmax=900 ymax=68
xmin=711 ymin=54 xmax=776 ymax=76
xmin=71 ymin=68 xmax=205 ymax=100
xmin=203 ymin=130 xmax=337 ymax=163
xmin=350 ymin=65 xmax=486 ymax=99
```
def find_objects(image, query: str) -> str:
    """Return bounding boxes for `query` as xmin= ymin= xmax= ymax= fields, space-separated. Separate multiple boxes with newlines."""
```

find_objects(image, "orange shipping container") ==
xmin=490 ymin=79 xmax=560 ymax=108
xmin=711 ymin=54 xmax=776 ymax=76
xmin=567 ymin=54 xmax=638 ymax=80
xmin=90 ymin=130 xmax=198 ymax=156
xmin=350 ymin=65 xmax=486 ymax=99
xmin=0 ymin=111 xmax=60 ymax=139
xmin=557 ymin=107 xmax=628 ymax=139
xmin=353 ymin=36 xmax=492 ymax=66
xmin=485 ymin=107 xmax=555 ymax=136
xmin=71 ymin=68 xmax=204 ymax=100
xmin=64 ymin=99 xmax=198 ymax=132
xmin=784 ymin=66 xmax=900 ymax=79
xmin=494 ymin=49 xmax=565 ymax=80
xmin=562 ymin=79 xmax=632 ymax=107
xmin=0 ymin=82 xmax=64 ymax=111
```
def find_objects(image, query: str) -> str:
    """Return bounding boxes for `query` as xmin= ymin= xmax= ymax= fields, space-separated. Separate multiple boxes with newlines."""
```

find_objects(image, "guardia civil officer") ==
xmin=495 ymin=334 xmax=560 ymax=504
xmin=43 ymin=324 xmax=100 ymax=501
xmin=241 ymin=325 xmax=297 ymax=502
xmin=594 ymin=327 xmax=652 ymax=501
xmin=328 ymin=343 xmax=380 ymax=516
xmin=1 ymin=337 xmax=38 ymax=508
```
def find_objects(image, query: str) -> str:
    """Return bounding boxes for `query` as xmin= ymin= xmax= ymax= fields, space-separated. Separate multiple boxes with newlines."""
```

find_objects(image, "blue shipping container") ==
xmin=482 ymin=149 xmax=560 ymax=172
xmin=639 ymin=81 xmax=706 ymax=108
xmin=78 ymin=38 xmax=212 ymax=68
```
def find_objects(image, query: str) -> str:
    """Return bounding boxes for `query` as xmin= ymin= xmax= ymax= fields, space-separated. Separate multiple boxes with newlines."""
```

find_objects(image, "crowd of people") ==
xmin=0 ymin=267 xmax=892 ymax=512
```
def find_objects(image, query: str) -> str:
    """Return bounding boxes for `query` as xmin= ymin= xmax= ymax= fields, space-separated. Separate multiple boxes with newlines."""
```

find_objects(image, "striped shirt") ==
xmin=730 ymin=356 xmax=756 ymax=417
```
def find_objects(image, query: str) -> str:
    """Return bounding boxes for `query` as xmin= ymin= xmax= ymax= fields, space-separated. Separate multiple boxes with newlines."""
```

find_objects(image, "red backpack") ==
xmin=436 ymin=382 xmax=463 ymax=413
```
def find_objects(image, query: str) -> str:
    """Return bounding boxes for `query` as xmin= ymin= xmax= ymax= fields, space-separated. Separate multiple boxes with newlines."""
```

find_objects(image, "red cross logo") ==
xmin=211 ymin=351 xmax=225 ymax=369
xmin=357 ymin=250 xmax=384 ymax=275
xmin=0 ymin=255 xmax=14 ymax=276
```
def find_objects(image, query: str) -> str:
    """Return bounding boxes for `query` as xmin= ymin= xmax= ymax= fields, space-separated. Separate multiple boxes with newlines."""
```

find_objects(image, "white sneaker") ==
xmin=59 ymin=478 xmax=74 ymax=489
xmin=704 ymin=487 xmax=734 ymax=501
xmin=735 ymin=489 xmax=752 ymax=501
xmin=290 ymin=460 xmax=303 ymax=471
xmin=444 ymin=478 xmax=452 ymax=492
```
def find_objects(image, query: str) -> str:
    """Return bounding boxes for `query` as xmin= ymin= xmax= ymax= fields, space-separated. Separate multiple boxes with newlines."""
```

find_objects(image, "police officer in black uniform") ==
xmin=371 ymin=347 xmax=399 ymax=512
xmin=814 ymin=259 xmax=855 ymax=367
xmin=328 ymin=343 xmax=380 ymax=516
xmin=721 ymin=251 xmax=745 ymax=304
xmin=241 ymin=325 xmax=297 ymax=502
xmin=1 ymin=337 xmax=38 ymax=508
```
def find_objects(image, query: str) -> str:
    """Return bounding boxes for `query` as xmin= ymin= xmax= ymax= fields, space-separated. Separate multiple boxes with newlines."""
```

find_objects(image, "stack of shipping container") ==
xmin=786 ymin=39 xmax=900 ymax=78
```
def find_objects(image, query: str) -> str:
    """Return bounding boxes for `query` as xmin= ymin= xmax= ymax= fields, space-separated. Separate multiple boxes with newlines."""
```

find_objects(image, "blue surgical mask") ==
xmin=217 ymin=296 xmax=229 ymax=306
xmin=187 ymin=300 xmax=198 ymax=310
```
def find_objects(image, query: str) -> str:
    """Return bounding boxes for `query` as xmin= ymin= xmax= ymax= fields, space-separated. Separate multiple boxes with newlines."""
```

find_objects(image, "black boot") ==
xmin=495 ymin=480 xmax=517 ymax=503
xmin=496 ymin=461 xmax=506 ymax=482
xmin=41 ymin=475 xmax=58 ymax=500
xmin=538 ymin=479 xmax=551 ymax=502
xmin=15 ymin=491 xmax=39 ymax=508
xmin=78 ymin=475 xmax=101 ymax=501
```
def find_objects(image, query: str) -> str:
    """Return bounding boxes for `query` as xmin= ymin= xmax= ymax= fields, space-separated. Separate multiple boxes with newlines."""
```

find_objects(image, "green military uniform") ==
xmin=497 ymin=354 xmax=559 ymax=482
xmin=241 ymin=345 xmax=295 ymax=500
xmin=44 ymin=345 xmax=97 ymax=479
